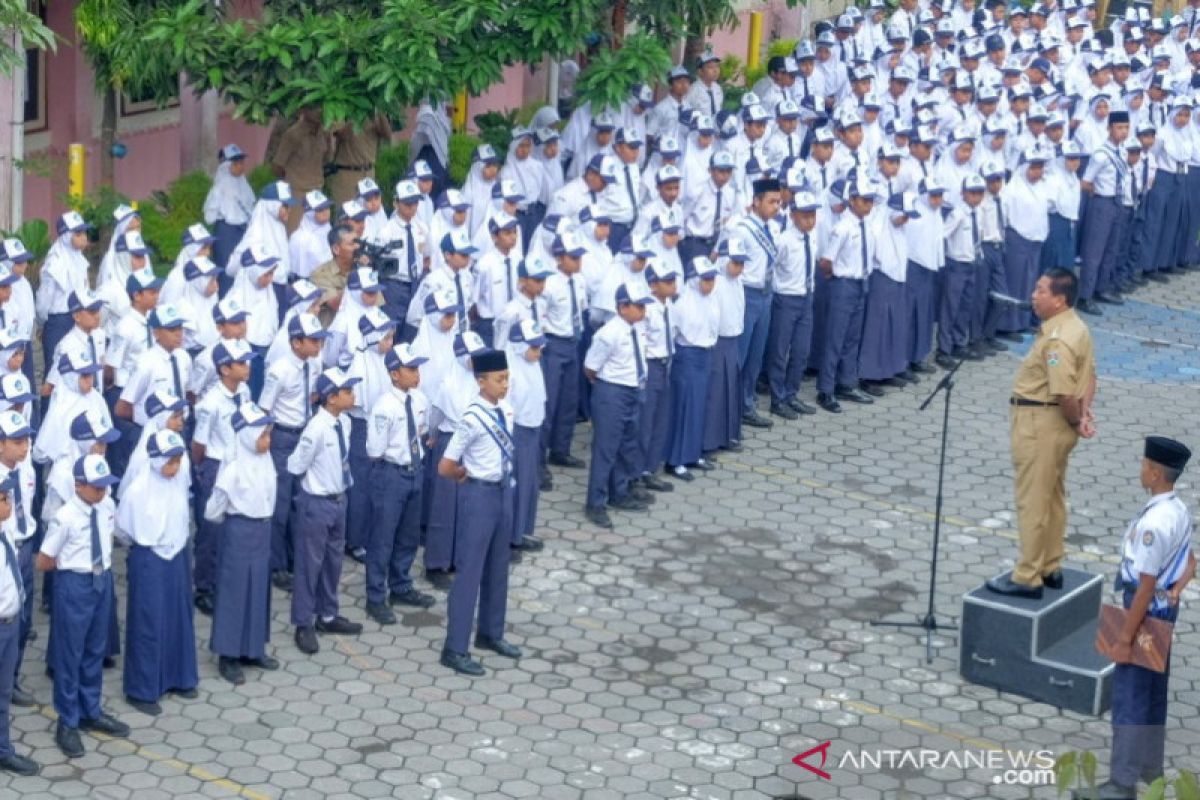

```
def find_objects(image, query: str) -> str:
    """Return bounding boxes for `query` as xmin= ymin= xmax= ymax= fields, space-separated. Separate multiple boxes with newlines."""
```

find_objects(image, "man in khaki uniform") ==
xmin=311 ymin=224 xmax=358 ymax=325
xmin=988 ymin=267 xmax=1097 ymax=600
xmin=328 ymin=114 xmax=393 ymax=204
xmin=273 ymin=107 xmax=334 ymax=231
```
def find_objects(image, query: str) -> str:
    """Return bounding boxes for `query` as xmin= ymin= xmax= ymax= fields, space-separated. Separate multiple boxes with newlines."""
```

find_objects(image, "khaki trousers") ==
xmin=1010 ymin=406 xmax=1079 ymax=586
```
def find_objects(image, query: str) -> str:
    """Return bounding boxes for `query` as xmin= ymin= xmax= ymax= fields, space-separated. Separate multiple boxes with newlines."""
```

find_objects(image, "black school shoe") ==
xmin=816 ymin=393 xmax=842 ymax=414
xmin=55 ymin=722 xmax=84 ymax=759
xmin=315 ymin=616 xmax=363 ymax=635
xmin=294 ymin=626 xmax=319 ymax=654
xmin=80 ymin=712 xmax=130 ymax=738
xmin=389 ymin=588 xmax=436 ymax=608
xmin=194 ymin=592 xmax=215 ymax=616
xmin=125 ymin=697 xmax=161 ymax=716
xmin=640 ymin=474 xmax=674 ymax=492
xmin=218 ymin=656 xmax=246 ymax=686
xmin=474 ymin=636 xmax=522 ymax=659
xmin=366 ymin=602 xmax=397 ymax=626
xmin=425 ymin=569 xmax=454 ymax=591
xmin=0 ymin=752 xmax=38 ymax=776
xmin=440 ymin=650 xmax=485 ymax=676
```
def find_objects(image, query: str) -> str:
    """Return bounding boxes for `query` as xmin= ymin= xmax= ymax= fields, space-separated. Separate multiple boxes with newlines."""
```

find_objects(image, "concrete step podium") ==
xmin=960 ymin=568 xmax=1114 ymax=716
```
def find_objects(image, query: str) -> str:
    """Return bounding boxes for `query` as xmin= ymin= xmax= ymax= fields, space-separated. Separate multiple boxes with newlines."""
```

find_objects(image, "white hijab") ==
xmin=117 ymin=442 xmax=191 ymax=560
xmin=41 ymin=230 xmax=90 ymax=297
xmin=179 ymin=270 xmax=220 ymax=352
xmin=120 ymin=400 xmax=182 ymax=501
xmin=203 ymin=160 xmax=255 ymax=229
xmin=462 ymin=159 xmax=498 ymax=236
xmin=227 ymin=198 xmax=288 ymax=281
xmin=501 ymin=130 xmax=544 ymax=211
xmin=97 ymin=213 xmax=139 ymax=288
xmin=161 ymin=239 xmax=209 ymax=305
xmin=413 ymin=313 xmax=458 ymax=400
xmin=289 ymin=209 xmax=332 ymax=280
xmin=33 ymin=372 xmax=111 ymax=465
xmin=206 ymin=421 xmax=277 ymax=521
xmin=533 ymin=134 xmax=564 ymax=205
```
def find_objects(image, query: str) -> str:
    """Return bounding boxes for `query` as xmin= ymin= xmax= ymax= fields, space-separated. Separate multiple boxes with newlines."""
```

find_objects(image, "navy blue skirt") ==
xmin=210 ymin=514 xmax=272 ymax=660
xmin=859 ymin=271 xmax=908 ymax=381
xmin=703 ymin=336 xmax=741 ymax=452
xmin=999 ymin=229 xmax=1041 ymax=333
xmin=1040 ymin=213 xmax=1075 ymax=272
xmin=665 ymin=345 xmax=712 ymax=467
xmin=124 ymin=545 xmax=198 ymax=702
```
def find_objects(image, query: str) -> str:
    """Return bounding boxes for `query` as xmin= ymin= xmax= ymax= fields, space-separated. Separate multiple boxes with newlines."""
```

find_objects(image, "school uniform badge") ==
xmin=1142 ymin=530 xmax=1153 ymax=546
xmin=1046 ymin=350 xmax=1060 ymax=367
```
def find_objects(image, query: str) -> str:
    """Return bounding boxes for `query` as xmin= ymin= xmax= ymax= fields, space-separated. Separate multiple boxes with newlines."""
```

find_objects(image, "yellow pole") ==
xmin=68 ymin=143 xmax=85 ymax=200
xmin=452 ymin=91 xmax=468 ymax=134
xmin=747 ymin=11 xmax=764 ymax=72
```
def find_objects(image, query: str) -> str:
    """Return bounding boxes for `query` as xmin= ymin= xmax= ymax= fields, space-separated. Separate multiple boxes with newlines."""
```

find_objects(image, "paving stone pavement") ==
xmin=3 ymin=272 xmax=1199 ymax=799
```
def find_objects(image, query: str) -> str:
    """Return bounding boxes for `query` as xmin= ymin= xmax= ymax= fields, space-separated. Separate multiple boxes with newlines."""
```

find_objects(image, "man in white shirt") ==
xmin=376 ymin=180 xmax=429 ymax=329
xmin=937 ymin=175 xmax=989 ymax=368
xmin=767 ymin=192 xmax=822 ymax=420
xmin=687 ymin=51 xmax=724 ymax=118
xmin=472 ymin=213 xmax=522 ymax=348
xmin=540 ymin=232 xmax=589 ymax=468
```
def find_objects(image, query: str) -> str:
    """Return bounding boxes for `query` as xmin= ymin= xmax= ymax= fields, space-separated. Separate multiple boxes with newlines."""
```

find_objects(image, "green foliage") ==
xmin=0 ymin=219 xmax=51 ymax=265
xmin=1146 ymin=770 xmax=1200 ymax=800
xmin=138 ymin=171 xmax=213 ymax=268
xmin=375 ymin=142 xmax=412 ymax=198
xmin=768 ymin=39 xmax=798 ymax=59
xmin=67 ymin=185 xmax=132 ymax=235
xmin=448 ymin=134 xmax=482 ymax=186
xmin=1055 ymin=750 xmax=1098 ymax=799
xmin=575 ymin=33 xmax=672 ymax=113
xmin=0 ymin=0 xmax=57 ymax=75
xmin=474 ymin=110 xmax=521 ymax=157
xmin=717 ymin=53 xmax=744 ymax=85
xmin=247 ymin=163 xmax=275 ymax=197
xmin=74 ymin=0 xmax=179 ymax=105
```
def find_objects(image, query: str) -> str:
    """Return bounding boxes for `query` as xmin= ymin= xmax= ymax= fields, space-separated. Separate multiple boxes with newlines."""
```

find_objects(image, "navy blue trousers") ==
xmin=211 ymin=514 xmax=271 ymax=660
xmin=586 ymin=380 xmax=641 ymax=510
xmin=767 ymin=292 xmax=814 ymax=404
xmin=345 ymin=416 xmax=373 ymax=553
xmin=0 ymin=616 xmax=17 ymax=757
xmin=906 ymin=263 xmax=937 ymax=364
xmin=1079 ymin=196 xmax=1123 ymax=301
xmin=937 ymin=258 xmax=976 ymax=355
xmin=269 ymin=426 xmax=302 ymax=574
xmin=637 ymin=360 xmax=671 ymax=477
xmin=15 ymin=539 xmax=34 ymax=685
xmin=211 ymin=220 xmax=246 ymax=288
xmin=51 ymin=570 xmax=112 ymax=728
xmin=819 ymin=276 xmax=866 ymax=395
xmin=999 ymin=230 xmax=1042 ymax=333
xmin=104 ymin=386 xmax=140 ymax=481
xmin=512 ymin=424 xmax=541 ymax=544
xmin=290 ymin=491 xmax=347 ymax=627
xmin=444 ymin=480 xmax=512 ymax=655
xmin=424 ymin=436 xmax=459 ymax=572
xmin=192 ymin=457 xmax=221 ymax=595
xmin=737 ymin=287 xmax=772 ymax=414
xmin=540 ymin=336 xmax=580 ymax=459
xmin=367 ymin=462 xmax=422 ymax=605
xmin=973 ymin=243 xmax=1006 ymax=342
xmin=1110 ymin=587 xmax=1179 ymax=787
xmin=124 ymin=545 xmax=198 ymax=703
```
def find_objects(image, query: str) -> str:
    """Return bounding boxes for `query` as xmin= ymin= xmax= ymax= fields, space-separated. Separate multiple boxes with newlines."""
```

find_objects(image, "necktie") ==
xmin=404 ymin=393 xmax=420 ymax=466
xmin=707 ymin=87 xmax=716 ymax=114
xmin=802 ymin=232 xmax=813 ymax=294
xmin=334 ymin=419 xmax=352 ymax=490
xmin=90 ymin=507 xmax=104 ymax=589
xmin=453 ymin=272 xmax=467 ymax=332
xmin=0 ymin=308 xmax=5 ymax=329
xmin=802 ymin=76 xmax=810 ymax=99
xmin=819 ymin=165 xmax=827 ymax=189
xmin=302 ymin=360 xmax=311 ymax=421
xmin=494 ymin=407 xmax=512 ymax=483
xmin=859 ymin=219 xmax=869 ymax=278
xmin=589 ymin=190 xmax=597 ymax=205
xmin=568 ymin=278 xmax=581 ymax=339
xmin=87 ymin=332 xmax=97 ymax=367
xmin=712 ymin=187 xmax=723 ymax=239
xmin=170 ymin=352 xmax=182 ymax=400
xmin=531 ymin=297 xmax=540 ymax=324
xmin=12 ymin=473 xmax=26 ymax=538
xmin=1112 ymin=145 xmax=1124 ymax=199
xmin=1130 ymin=164 xmax=1138 ymax=205
xmin=663 ymin=303 xmax=674 ymax=359
xmin=1 ymin=532 xmax=23 ymax=605
xmin=144 ymin=321 xmax=152 ymax=348
xmin=970 ymin=209 xmax=982 ymax=261
xmin=624 ymin=165 xmax=639 ymax=215
xmin=996 ymin=195 xmax=1006 ymax=233
xmin=405 ymin=223 xmax=417 ymax=281
xmin=787 ymin=136 xmax=795 ymax=159
xmin=631 ymin=326 xmax=645 ymax=388
xmin=504 ymin=256 xmax=513 ymax=302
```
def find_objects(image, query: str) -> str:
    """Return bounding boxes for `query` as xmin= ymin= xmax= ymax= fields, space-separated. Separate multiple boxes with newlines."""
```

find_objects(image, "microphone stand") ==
xmin=870 ymin=353 xmax=965 ymax=663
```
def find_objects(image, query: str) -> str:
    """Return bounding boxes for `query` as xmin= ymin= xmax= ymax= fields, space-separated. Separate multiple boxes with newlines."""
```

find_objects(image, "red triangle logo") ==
xmin=792 ymin=741 xmax=832 ymax=781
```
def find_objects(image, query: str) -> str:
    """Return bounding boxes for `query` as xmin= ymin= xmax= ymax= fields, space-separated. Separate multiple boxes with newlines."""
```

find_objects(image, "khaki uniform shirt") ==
xmin=273 ymin=120 xmax=333 ymax=192
xmin=329 ymin=118 xmax=392 ymax=203
xmin=1011 ymin=307 xmax=1095 ymax=403
xmin=311 ymin=259 xmax=349 ymax=325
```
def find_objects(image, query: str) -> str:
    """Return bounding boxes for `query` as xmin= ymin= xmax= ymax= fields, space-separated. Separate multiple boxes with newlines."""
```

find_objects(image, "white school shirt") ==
xmin=943 ymin=203 xmax=984 ymax=263
xmin=493 ymin=293 xmax=544 ymax=355
xmin=120 ymin=345 xmax=192 ymax=425
xmin=288 ymin=407 xmax=352 ymax=495
xmin=687 ymin=80 xmax=724 ymax=118
xmin=504 ymin=344 xmax=546 ymax=428
xmin=1000 ymin=173 xmax=1050 ymax=242
xmin=193 ymin=381 xmax=250 ymax=463
xmin=979 ymin=192 xmax=1006 ymax=243
xmin=823 ymin=213 xmax=876 ymax=280
xmin=47 ymin=326 xmax=107 ymax=393
xmin=730 ymin=215 xmax=780 ymax=289
xmin=684 ymin=179 xmax=736 ymax=240
xmin=406 ymin=265 xmax=475 ymax=330
xmin=673 ymin=288 xmax=720 ymax=348
xmin=106 ymin=309 xmax=152 ymax=388
xmin=378 ymin=215 xmax=430 ymax=283
xmin=904 ymin=201 xmax=946 ymax=271
xmin=584 ymin=316 xmax=645 ymax=388
xmin=642 ymin=299 xmax=673 ymax=360
xmin=366 ymin=385 xmax=428 ymax=467
xmin=774 ymin=226 xmax=818 ymax=295
xmin=260 ymin=351 xmax=318 ymax=429
xmin=713 ymin=271 xmax=745 ymax=338
xmin=1081 ymin=141 xmax=1127 ymax=197
xmin=442 ymin=397 xmax=516 ymax=482
xmin=40 ymin=494 xmax=116 ymax=574
xmin=1119 ymin=490 xmax=1193 ymax=615
xmin=541 ymin=271 xmax=587 ymax=338
xmin=474 ymin=250 xmax=521 ymax=320
xmin=548 ymin=177 xmax=606 ymax=220
xmin=764 ymin=128 xmax=804 ymax=173
xmin=603 ymin=158 xmax=641 ymax=225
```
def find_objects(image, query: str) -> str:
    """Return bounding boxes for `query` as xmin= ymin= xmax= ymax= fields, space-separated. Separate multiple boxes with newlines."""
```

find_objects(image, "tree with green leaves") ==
xmin=0 ymin=0 xmax=55 ymax=75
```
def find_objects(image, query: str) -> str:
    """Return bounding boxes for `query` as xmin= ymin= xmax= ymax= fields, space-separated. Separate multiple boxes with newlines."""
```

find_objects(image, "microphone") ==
xmin=989 ymin=290 xmax=1032 ymax=311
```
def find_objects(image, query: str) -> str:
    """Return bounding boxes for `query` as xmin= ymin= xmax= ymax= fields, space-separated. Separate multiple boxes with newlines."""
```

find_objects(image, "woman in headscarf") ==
xmin=530 ymin=105 xmax=560 ymax=131
xmin=533 ymin=128 xmax=565 ymax=210
xmin=288 ymin=191 xmax=333 ymax=282
xmin=227 ymin=181 xmax=293 ymax=307
xmin=566 ymin=111 xmax=617 ymax=181
xmin=35 ymin=212 xmax=92 ymax=372
xmin=97 ymin=205 xmax=140 ymax=294
xmin=161 ymin=224 xmax=215 ymax=306
xmin=177 ymin=256 xmax=221 ymax=358
xmin=1144 ymin=100 xmax=1193 ymax=275
xmin=95 ymin=229 xmax=152 ymax=338
xmin=461 ymin=144 xmax=502 ymax=238
xmin=1040 ymin=140 xmax=1083 ymax=273
xmin=502 ymin=128 xmax=548 ymax=248
xmin=427 ymin=190 xmax=471 ymax=274
xmin=859 ymin=192 xmax=916 ymax=389
xmin=323 ymin=268 xmax=383 ymax=370
xmin=119 ymin=390 xmax=186 ymax=504
xmin=233 ymin=245 xmax=281 ymax=400
xmin=1073 ymin=95 xmax=1110 ymax=160
xmin=664 ymin=257 xmax=720 ymax=482
xmin=266 ymin=279 xmax=322 ymax=365
xmin=33 ymin=351 xmax=110 ymax=467
xmin=410 ymin=99 xmax=452 ymax=197
xmin=204 ymin=403 xmax=278 ymax=686
xmin=117 ymin=429 xmax=198 ymax=716
xmin=203 ymin=144 xmax=255 ymax=289
xmin=0 ymin=331 xmax=27 ymax=380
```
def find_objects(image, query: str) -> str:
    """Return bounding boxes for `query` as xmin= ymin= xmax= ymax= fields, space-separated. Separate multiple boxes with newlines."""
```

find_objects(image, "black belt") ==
xmin=465 ymin=477 xmax=503 ymax=488
xmin=304 ymin=489 xmax=345 ymax=501
xmin=274 ymin=423 xmax=305 ymax=435
xmin=332 ymin=163 xmax=372 ymax=172
xmin=1010 ymin=396 xmax=1059 ymax=407
xmin=545 ymin=333 xmax=577 ymax=343
xmin=381 ymin=461 xmax=420 ymax=475
xmin=648 ymin=357 xmax=668 ymax=365
xmin=0 ymin=615 xmax=16 ymax=625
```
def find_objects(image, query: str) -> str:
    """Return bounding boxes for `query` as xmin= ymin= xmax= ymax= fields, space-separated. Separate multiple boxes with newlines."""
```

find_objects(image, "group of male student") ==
xmin=3 ymin=0 xmax=1200 ymax=777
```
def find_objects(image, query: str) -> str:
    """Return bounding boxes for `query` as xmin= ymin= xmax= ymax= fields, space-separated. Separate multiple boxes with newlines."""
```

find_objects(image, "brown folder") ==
xmin=1097 ymin=604 xmax=1173 ymax=673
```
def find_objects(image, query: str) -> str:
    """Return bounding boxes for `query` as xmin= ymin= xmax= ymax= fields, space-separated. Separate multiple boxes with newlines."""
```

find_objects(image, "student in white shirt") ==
xmin=36 ymin=212 xmax=92 ymax=376
xmin=766 ymin=193 xmax=822 ymax=419
xmin=861 ymin=192 xmax=919 ymax=390
xmin=681 ymin=151 xmax=737 ymax=265
xmin=540 ymin=231 xmax=589 ymax=468
xmin=288 ymin=191 xmax=333 ymax=281
xmin=905 ymin=177 xmax=949 ymax=373
xmin=43 ymin=290 xmax=107 ymax=406
xmin=704 ymin=239 xmax=748 ymax=455
xmin=503 ymin=320 xmax=548 ymax=553
xmin=472 ymin=213 xmax=522 ymax=348
xmin=0 ymin=409 xmax=36 ymax=718
xmin=635 ymin=263 xmax=677 ymax=493
xmin=203 ymin=144 xmax=255 ymax=281
xmin=998 ymin=147 xmax=1052 ymax=335
xmin=937 ymin=175 xmax=989 ymax=368
xmin=0 ymin=464 xmax=36 ymax=775
xmin=663 ymin=257 xmax=720 ymax=483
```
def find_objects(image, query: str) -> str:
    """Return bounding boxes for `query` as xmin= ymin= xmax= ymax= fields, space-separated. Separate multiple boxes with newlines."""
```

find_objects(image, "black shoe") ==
xmin=103 ymin=656 xmax=117 ymax=670
xmin=691 ymin=458 xmax=716 ymax=472
xmin=898 ymin=368 xmax=918 ymax=383
xmin=170 ymin=687 xmax=198 ymax=699
xmin=125 ymin=697 xmax=161 ymax=716
xmin=389 ymin=588 xmax=436 ymax=608
xmin=475 ymin=636 xmax=522 ymax=658
xmin=755 ymin=376 xmax=770 ymax=396
xmin=426 ymin=569 xmax=454 ymax=590
xmin=934 ymin=351 xmax=957 ymax=370
xmin=548 ymin=452 xmax=585 ymax=468
xmin=910 ymin=360 xmax=937 ymax=374
xmin=985 ymin=575 xmax=1043 ymax=599
xmin=741 ymin=411 xmax=773 ymax=428
xmin=834 ymin=386 xmax=874 ymax=404
xmin=1042 ymin=570 xmax=1064 ymax=590
xmin=440 ymin=649 xmax=486 ymax=676
xmin=366 ymin=602 xmax=397 ymax=625
xmin=315 ymin=616 xmax=363 ymax=635
xmin=26 ymin=629 xmax=36 ymax=641
xmin=609 ymin=495 xmax=649 ymax=511
xmin=10 ymin=685 xmax=36 ymax=708
xmin=80 ymin=712 xmax=130 ymax=737
xmin=240 ymin=655 xmax=280 ymax=671
xmin=271 ymin=571 xmax=294 ymax=592
xmin=511 ymin=536 xmax=545 ymax=552
xmin=1131 ymin=273 xmax=1149 ymax=285
xmin=641 ymin=474 xmax=674 ymax=492
xmin=787 ymin=397 xmax=817 ymax=415
xmin=1147 ymin=271 xmax=1170 ymax=283
xmin=986 ymin=337 xmax=1009 ymax=352
xmin=1095 ymin=292 xmax=1124 ymax=306
xmin=294 ymin=626 xmax=319 ymax=654
xmin=668 ymin=465 xmax=694 ymax=482
xmin=1071 ymin=780 xmax=1136 ymax=800
xmin=627 ymin=485 xmax=656 ymax=503
xmin=55 ymin=722 xmax=84 ymax=758
xmin=964 ymin=343 xmax=987 ymax=360
xmin=0 ymin=752 xmax=38 ymax=776
xmin=881 ymin=376 xmax=907 ymax=387
xmin=1076 ymin=298 xmax=1103 ymax=315
xmin=817 ymin=393 xmax=842 ymax=414
xmin=858 ymin=380 xmax=885 ymax=397
xmin=769 ymin=401 xmax=798 ymax=420
xmin=218 ymin=656 xmax=246 ymax=686
xmin=344 ymin=546 xmax=367 ymax=564
xmin=722 ymin=440 xmax=744 ymax=452
xmin=584 ymin=506 xmax=614 ymax=528
xmin=194 ymin=592 xmax=215 ymax=616
xmin=539 ymin=473 xmax=554 ymax=490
